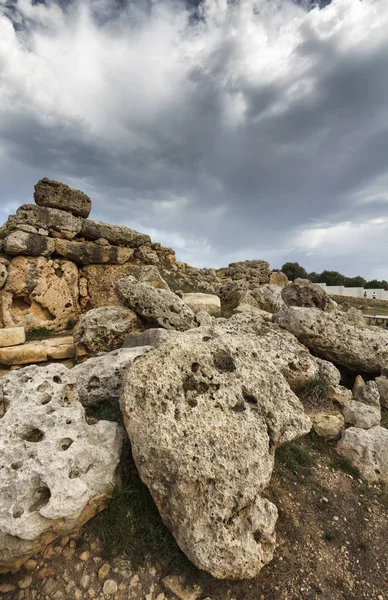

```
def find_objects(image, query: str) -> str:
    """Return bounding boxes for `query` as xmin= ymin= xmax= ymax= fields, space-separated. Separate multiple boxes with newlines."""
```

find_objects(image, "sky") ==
xmin=1 ymin=0 xmax=388 ymax=278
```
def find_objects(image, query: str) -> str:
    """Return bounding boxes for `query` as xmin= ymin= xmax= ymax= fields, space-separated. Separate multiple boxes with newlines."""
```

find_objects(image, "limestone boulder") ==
xmin=342 ymin=401 xmax=381 ymax=429
xmin=54 ymin=238 xmax=133 ymax=265
xmin=73 ymin=347 xmax=151 ymax=407
xmin=281 ymin=279 xmax=336 ymax=311
xmin=0 ymin=336 xmax=75 ymax=366
xmin=352 ymin=375 xmax=366 ymax=400
xmin=79 ymin=264 xmax=137 ymax=311
xmin=6 ymin=205 xmax=82 ymax=240
xmin=34 ymin=178 xmax=91 ymax=218
xmin=80 ymin=219 xmax=150 ymax=247
xmin=123 ymin=328 xmax=181 ymax=349
xmin=336 ymin=426 xmax=388 ymax=483
xmin=115 ymin=276 xmax=197 ymax=331
xmin=269 ymin=271 xmax=288 ymax=287
xmin=233 ymin=303 xmax=273 ymax=321
xmin=245 ymin=284 xmax=285 ymax=314
xmin=0 ymin=364 xmax=123 ymax=572
xmin=312 ymin=412 xmax=345 ymax=439
xmin=182 ymin=293 xmax=221 ymax=317
xmin=137 ymin=265 xmax=170 ymax=290
xmin=274 ymin=306 xmax=388 ymax=373
xmin=328 ymin=385 xmax=352 ymax=408
xmin=1 ymin=257 xmax=79 ymax=332
xmin=0 ymin=264 xmax=7 ymax=289
xmin=74 ymin=306 xmax=139 ymax=356
xmin=375 ymin=375 xmax=388 ymax=408
xmin=218 ymin=280 xmax=250 ymax=310
xmin=0 ymin=327 xmax=25 ymax=348
xmin=219 ymin=260 xmax=271 ymax=286
xmin=121 ymin=328 xmax=311 ymax=579
xmin=4 ymin=231 xmax=55 ymax=258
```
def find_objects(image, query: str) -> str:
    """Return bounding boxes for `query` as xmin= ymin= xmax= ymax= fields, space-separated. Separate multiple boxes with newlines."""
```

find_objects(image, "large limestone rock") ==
xmin=34 ymin=178 xmax=92 ymax=218
xmin=218 ymin=280 xmax=250 ymax=310
xmin=269 ymin=271 xmax=288 ymax=287
xmin=375 ymin=375 xmax=388 ymax=408
xmin=137 ymin=265 xmax=170 ymax=290
xmin=337 ymin=426 xmax=388 ymax=483
xmin=80 ymin=219 xmax=150 ymax=247
xmin=4 ymin=231 xmax=55 ymax=258
xmin=244 ymin=284 xmax=285 ymax=314
xmin=123 ymin=328 xmax=181 ymax=349
xmin=0 ymin=364 xmax=123 ymax=572
xmin=0 ymin=327 xmax=25 ymax=348
xmin=115 ymin=276 xmax=197 ymax=331
xmin=182 ymin=293 xmax=221 ymax=317
xmin=0 ymin=336 xmax=75 ymax=366
xmin=343 ymin=401 xmax=381 ymax=429
xmin=79 ymin=264 xmax=137 ymax=310
xmin=54 ymin=238 xmax=133 ymax=265
xmin=312 ymin=412 xmax=345 ymax=439
xmin=6 ymin=205 xmax=82 ymax=240
xmin=281 ymin=279 xmax=336 ymax=311
xmin=74 ymin=306 xmax=139 ymax=356
xmin=274 ymin=306 xmax=388 ymax=373
xmin=219 ymin=260 xmax=271 ymax=286
xmin=73 ymin=347 xmax=150 ymax=407
xmin=121 ymin=328 xmax=311 ymax=579
xmin=0 ymin=257 xmax=79 ymax=332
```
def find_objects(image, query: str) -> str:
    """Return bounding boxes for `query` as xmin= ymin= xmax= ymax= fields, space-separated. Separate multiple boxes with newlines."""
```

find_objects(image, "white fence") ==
xmin=317 ymin=283 xmax=388 ymax=301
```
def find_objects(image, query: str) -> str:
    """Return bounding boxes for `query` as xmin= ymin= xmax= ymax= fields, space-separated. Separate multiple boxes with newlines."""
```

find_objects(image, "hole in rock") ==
xmin=22 ymin=428 xmax=44 ymax=443
xmin=13 ymin=507 xmax=24 ymax=519
xmin=253 ymin=530 xmax=263 ymax=544
xmin=242 ymin=388 xmax=258 ymax=406
xmin=202 ymin=336 xmax=211 ymax=342
xmin=65 ymin=302 xmax=72 ymax=308
xmin=55 ymin=267 xmax=64 ymax=278
xmin=11 ymin=461 xmax=23 ymax=470
xmin=40 ymin=394 xmax=52 ymax=405
xmin=66 ymin=418 xmax=72 ymax=425
xmin=53 ymin=376 xmax=62 ymax=384
xmin=69 ymin=469 xmax=80 ymax=479
xmin=11 ymin=296 xmax=31 ymax=313
xmin=29 ymin=486 xmax=51 ymax=512
xmin=232 ymin=401 xmax=246 ymax=413
xmin=58 ymin=438 xmax=73 ymax=451
xmin=37 ymin=382 xmax=49 ymax=392
xmin=213 ymin=351 xmax=236 ymax=373
xmin=87 ymin=375 xmax=100 ymax=390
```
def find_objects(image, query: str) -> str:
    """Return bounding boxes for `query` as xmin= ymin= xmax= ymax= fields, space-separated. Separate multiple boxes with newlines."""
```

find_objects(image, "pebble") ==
xmin=80 ymin=551 xmax=90 ymax=561
xmin=25 ymin=559 xmax=38 ymax=570
xmin=98 ymin=563 xmax=111 ymax=580
xmin=63 ymin=546 xmax=76 ymax=559
xmin=88 ymin=589 xmax=96 ymax=598
xmin=0 ymin=584 xmax=17 ymax=593
xmin=42 ymin=577 xmax=57 ymax=595
xmin=80 ymin=574 xmax=91 ymax=589
xmin=75 ymin=590 xmax=83 ymax=600
xmin=18 ymin=576 xmax=33 ymax=589
xmin=103 ymin=579 xmax=118 ymax=596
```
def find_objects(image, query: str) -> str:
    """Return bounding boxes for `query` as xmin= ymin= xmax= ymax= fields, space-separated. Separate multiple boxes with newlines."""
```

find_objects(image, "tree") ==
xmin=281 ymin=262 xmax=308 ymax=281
xmin=365 ymin=280 xmax=387 ymax=289
xmin=307 ymin=271 xmax=320 ymax=283
xmin=344 ymin=276 xmax=366 ymax=287
xmin=319 ymin=270 xmax=345 ymax=286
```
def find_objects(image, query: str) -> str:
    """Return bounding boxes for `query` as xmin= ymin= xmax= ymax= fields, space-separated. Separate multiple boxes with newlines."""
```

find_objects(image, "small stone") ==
xmin=25 ymin=559 xmax=38 ymax=570
xmin=80 ymin=574 xmax=91 ymax=589
xmin=37 ymin=566 xmax=55 ymax=579
xmin=75 ymin=590 xmax=83 ymax=600
xmin=80 ymin=551 xmax=90 ymax=561
xmin=98 ymin=563 xmax=111 ymax=580
xmin=63 ymin=545 xmax=76 ymax=559
xmin=87 ymin=589 xmax=96 ymax=598
xmin=162 ymin=575 xmax=202 ymax=600
xmin=103 ymin=579 xmax=118 ymax=596
xmin=43 ymin=578 xmax=58 ymax=595
xmin=18 ymin=576 xmax=33 ymax=589
xmin=0 ymin=583 xmax=17 ymax=593
xmin=52 ymin=591 xmax=64 ymax=599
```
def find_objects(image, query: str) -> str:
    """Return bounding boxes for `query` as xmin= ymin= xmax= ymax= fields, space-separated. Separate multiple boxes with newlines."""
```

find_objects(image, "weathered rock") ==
xmin=274 ymin=306 xmax=388 ymax=373
xmin=375 ymin=375 xmax=388 ymax=408
xmin=345 ymin=307 xmax=367 ymax=328
xmin=218 ymin=280 xmax=250 ymax=310
xmin=182 ymin=293 xmax=221 ymax=317
xmin=269 ymin=271 xmax=288 ymax=287
xmin=34 ymin=178 xmax=92 ymax=218
xmin=73 ymin=347 xmax=150 ymax=407
xmin=0 ymin=363 xmax=123 ymax=572
xmin=115 ymin=277 xmax=197 ymax=331
xmin=162 ymin=575 xmax=202 ymax=600
xmin=281 ymin=279 xmax=336 ymax=311
xmin=1 ymin=257 xmax=79 ymax=332
xmin=343 ymin=401 xmax=381 ymax=429
xmin=0 ymin=336 xmax=75 ymax=366
xmin=4 ymin=231 xmax=55 ymax=258
xmin=74 ymin=306 xmax=139 ymax=356
xmin=80 ymin=264 xmax=138 ymax=310
xmin=233 ymin=303 xmax=273 ymax=320
xmin=312 ymin=412 xmax=345 ymax=439
xmin=337 ymin=426 xmax=388 ymax=483
xmin=6 ymin=205 xmax=82 ymax=240
xmin=219 ymin=260 xmax=271 ymax=286
xmin=137 ymin=265 xmax=170 ymax=290
xmin=245 ymin=284 xmax=285 ymax=314
xmin=121 ymin=328 xmax=311 ymax=579
xmin=0 ymin=327 xmax=25 ymax=348
xmin=80 ymin=219 xmax=150 ymax=247
xmin=54 ymin=238 xmax=133 ymax=265
xmin=352 ymin=375 xmax=366 ymax=400
xmin=356 ymin=380 xmax=380 ymax=408
xmin=123 ymin=328 xmax=181 ymax=349
xmin=328 ymin=384 xmax=352 ymax=408
xmin=0 ymin=264 xmax=7 ymax=289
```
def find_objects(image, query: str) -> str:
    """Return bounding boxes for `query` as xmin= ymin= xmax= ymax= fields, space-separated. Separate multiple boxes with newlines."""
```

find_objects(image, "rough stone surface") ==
xmin=1 ymin=257 xmax=79 ymax=332
xmin=0 ymin=264 xmax=7 ymax=289
xmin=137 ymin=266 xmax=170 ymax=290
xmin=343 ymin=401 xmax=381 ymax=429
xmin=73 ymin=347 xmax=151 ymax=407
xmin=311 ymin=412 xmax=345 ymax=439
xmin=328 ymin=385 xmax=352 ymax=407
xmin=356 ymin=380 xmax=380 ymax=408
xmin=121 ymin=328 xmax=311 ymax=579
xmin=80 ymin=219 xmax=150 ymax=247
xmin=218 ymin=280 xmax=250 ymax=310
xmin=0 ymin=327 xmax=25 ymax=348
xmin=182 ymin=293 xmax=221 ymax=317
xmin=54 ymin=238 xmax=133 ymax=265
xmin=74 ymin=306 xmax=139 ymax=356
xmin=233 ymin=303 xmax=273 ymax=320
xmin=274 ymin=306 xmax=388 ymax=373
xmin=0 ymin=336 xmax=75 ymax=366
xmin=245 ymin=285 xmax=285 ymax=314
xmin=219 ymin=260 xmax=271 ymax=286
xmin=123 ymin=328 xmax=181 ymax=349
xmin=0 ymin=364 xmax=123 ymax=572
xmin=4 ymin=231 xmax=55 ymax=258
xmin=337 ymin=426 xmax=388 ymax=483
xmin=375 ymin=375 xmax=388 ymax=408
xmin=34 ymin=178 xmax=92 ymax=218
xmin=79 ymin=264 xmax=137 ymax=310
xmin=115 ymin=277 xmax=197 ymax=331
xmin=162 ymin=575 xmax=202 ymax=600
xmin=352 ymin=375 xmax=366 ymax=400
xmin=281 ymin=279 xmax=336 ymax=311
xmin=269 ymin=271 xmax=288 ymax=287
xmin=6 ymin=205 xmax=82 ymax=240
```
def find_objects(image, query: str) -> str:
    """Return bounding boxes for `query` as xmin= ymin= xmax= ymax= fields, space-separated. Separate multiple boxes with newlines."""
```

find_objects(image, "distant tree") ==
xmin=281 ymin=262 xmax=308 ymax=281
xmin=344 ymin=276 xmax=366 ymax=287
xmin=365 ymin=280 xmax=387 ymax=289
xmin=319 ymin=270 xmax=345 ymax=286
xmin=308 ymin=271 xmax=320 ymax=283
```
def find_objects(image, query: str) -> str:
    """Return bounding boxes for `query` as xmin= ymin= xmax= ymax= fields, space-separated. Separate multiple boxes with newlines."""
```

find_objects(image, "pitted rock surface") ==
xmin=34 ymin=178 xmax=92 ymax=218
xmin=74 ymin=306 xmax=140 ymax=356
xmin=182 ymin=293 xmax=221 ymax=316
xmin=121 ymin=328 xmax=311 ymax=579
xmin=0 ymin=364 xmax=123 ymax=572
xmin=337 ymin=426 xmax=388 ymax=483
xmin=115 ymin=276 xmax=197 ymax=331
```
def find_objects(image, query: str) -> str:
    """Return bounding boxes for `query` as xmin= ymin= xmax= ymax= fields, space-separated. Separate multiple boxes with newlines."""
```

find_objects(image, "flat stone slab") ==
xmin=34 ymin=178 xmax=92 ymax=218
xmin=0 ymin=328 xmax=25 ymax=348
xmin=0 ymin=336 xmax=75 ymax=366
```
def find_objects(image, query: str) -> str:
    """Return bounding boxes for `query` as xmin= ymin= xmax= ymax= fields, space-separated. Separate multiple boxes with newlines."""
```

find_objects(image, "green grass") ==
xmin=276 ymin=442 xmax=314 ymax=483
xmin=329 ymin=455 xmax=361 ymax=479
xmin=299 ymin=373 xmax=331 ymax=411
xmin=323 ymin=530 xmax=342 ymax=543
xmin=26 ymin=327 xmax=53 ymax=341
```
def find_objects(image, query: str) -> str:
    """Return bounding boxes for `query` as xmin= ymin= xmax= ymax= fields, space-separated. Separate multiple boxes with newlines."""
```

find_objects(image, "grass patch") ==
xmin=357 ymin=481 xmax=388 ymax=509
xmin=329 ymin=455 xmax=361 ymax=479
xmin=324 ymin=530 xmax=342 ymax=543
xmin=276 ymin=442 xmax=314 ymax=483
xmin=86 ymin=399 xmax=123 ymax=425
xmin=26 ymin=327 xmax=53 ymax=341
xmin=299 ymin=374 xmax=331 ymax=411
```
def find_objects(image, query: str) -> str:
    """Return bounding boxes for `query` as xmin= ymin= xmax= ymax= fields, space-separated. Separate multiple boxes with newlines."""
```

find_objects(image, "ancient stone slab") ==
xmin=80 ymin=219 xmax=150 ymax=247
xmin=274 ymin=306 xmax=388 ymax=373
xmin=343 ymin=401 xmax=381 ymax=429
xmin=337 ymin=426 xmax=388 ymax=483
xmin=79 ymin=264 xmax=138 ymax=310
xmin=281 ymin=279 xmax=336 ymax=311
xmin=4 ymin=231 xmax=55 ymax=258
xmin=182 ymin=293 xmax=221 ymax=316
xmin=121 ymin=328 xmax=311 ymax=579
xmin=1 ymin=257 xmax=79 ymax=332
xmin=74 ymin=306 xmax=139 ymax=356
xmin=0 ymin=363 xmax=123 ymax=572
xmin=0 ymin=336 xmax=75 ymax=366
xmin=137 ymin=265 xmax=170 ymax=290
xmin=54 ymin=238 xmax=133 ymax=265
xmin=115 ymin=276 xmax=197 ymax=331
xmin=0 ymin=327 xmax=25 ymax=348
xmin=6 ymin=205 xmax=82 ymax=241
xmin=34 ymin=178 xmax=92 ymax=218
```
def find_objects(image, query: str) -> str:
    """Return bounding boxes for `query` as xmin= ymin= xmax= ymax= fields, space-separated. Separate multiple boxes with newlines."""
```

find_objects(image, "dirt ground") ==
xmin=1 ymin=431 xmax=387 ymax=600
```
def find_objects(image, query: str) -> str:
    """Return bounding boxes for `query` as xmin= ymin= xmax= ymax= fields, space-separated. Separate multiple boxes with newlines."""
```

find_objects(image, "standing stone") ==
xmin=281 ymin=279 xmax=336 ymax=312
xmin=34 ymin=178 xmax=92 ymax=218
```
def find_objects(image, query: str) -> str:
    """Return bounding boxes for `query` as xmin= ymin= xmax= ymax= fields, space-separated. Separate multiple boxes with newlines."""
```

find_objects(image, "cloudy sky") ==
xmin=1 ymin=0 xmax=388 ymax=277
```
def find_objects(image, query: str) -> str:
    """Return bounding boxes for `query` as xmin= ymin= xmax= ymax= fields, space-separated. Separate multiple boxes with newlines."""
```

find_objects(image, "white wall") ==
xmin=317 ymin=283 xmax=388 ymax=300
